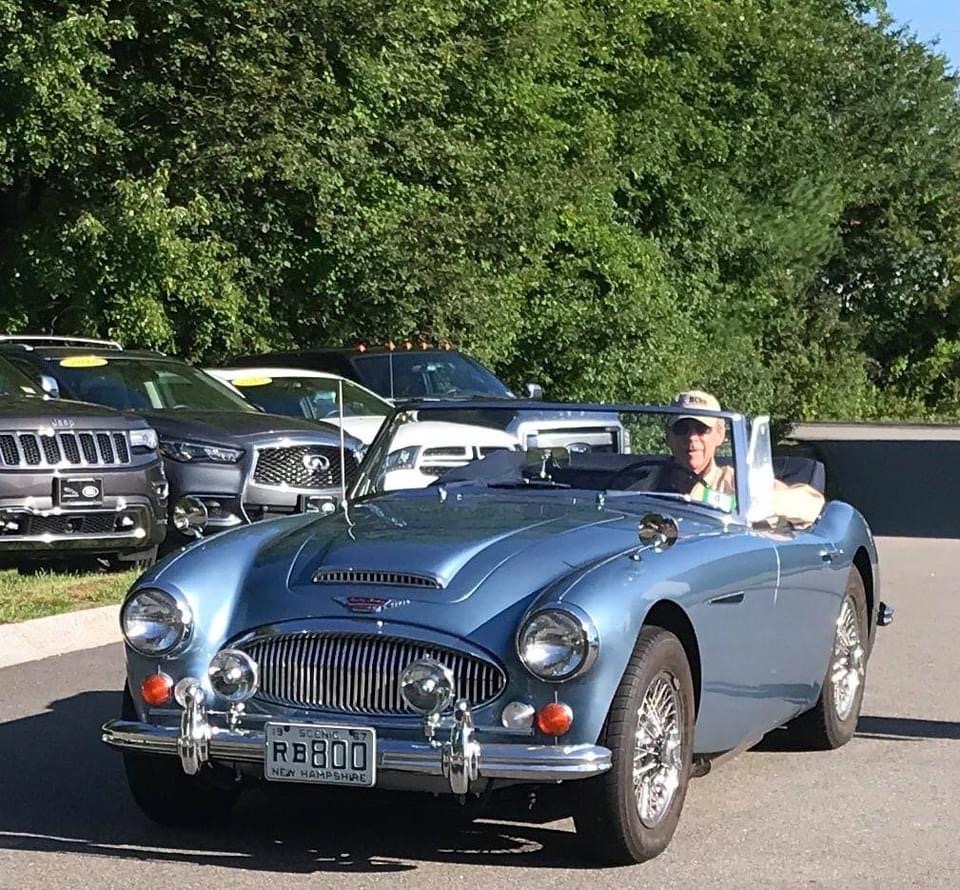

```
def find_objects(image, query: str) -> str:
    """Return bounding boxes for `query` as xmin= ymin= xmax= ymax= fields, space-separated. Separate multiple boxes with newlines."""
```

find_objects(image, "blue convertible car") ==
xmin=102 ymin=400 xmax=892 ymax=864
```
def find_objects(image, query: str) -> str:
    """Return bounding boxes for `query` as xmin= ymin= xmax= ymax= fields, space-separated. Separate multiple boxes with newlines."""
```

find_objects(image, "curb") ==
xmin=0 ymin=605 xmax=121 ymax=670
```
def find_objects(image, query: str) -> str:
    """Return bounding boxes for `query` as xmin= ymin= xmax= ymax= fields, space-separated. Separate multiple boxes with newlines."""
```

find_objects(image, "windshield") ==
xmin=0 ymin=356 xmax=40 ymax=397
xmin=52 ymin=356 xmax=255 ymax=413
xmin=225 ymin=374 xmax=389 ymax=421
xmin=353 ymin=404 xmax=739 ymax=513
xmin=349 ymin=352 xmax=514 ymax=399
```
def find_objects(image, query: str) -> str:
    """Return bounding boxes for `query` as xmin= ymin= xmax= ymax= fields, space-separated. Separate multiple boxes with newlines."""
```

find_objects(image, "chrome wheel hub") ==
xmin=633 ymin=672 xmax=682 ymax=828
xmin=831 ymin=597 xmax=865 ymax=721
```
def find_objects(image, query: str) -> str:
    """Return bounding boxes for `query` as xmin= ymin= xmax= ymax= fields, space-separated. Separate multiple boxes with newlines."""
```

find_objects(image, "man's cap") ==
xmin=668 ymin=390 xmax=722 ymax=431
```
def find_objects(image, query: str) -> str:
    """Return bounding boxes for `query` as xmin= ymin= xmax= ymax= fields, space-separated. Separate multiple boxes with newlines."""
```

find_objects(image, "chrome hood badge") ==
xmin=334 ymin=596 xmax=411 ymax=614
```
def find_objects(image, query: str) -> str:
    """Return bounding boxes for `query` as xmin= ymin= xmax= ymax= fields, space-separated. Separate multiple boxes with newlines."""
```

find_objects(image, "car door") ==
xmin=766 ymin=527 xmax=847 ymax=718
xmin=685 ymin=533 xmax=784 ymax=753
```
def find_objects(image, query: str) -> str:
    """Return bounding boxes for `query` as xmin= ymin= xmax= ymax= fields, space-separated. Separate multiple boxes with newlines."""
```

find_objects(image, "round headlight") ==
xmin=208 ymin=649 xmax=259 ymax=702
xmin=121 ymin=588 xmax=192 ymax=656
xmin=518 ymin=607 xmax=597 ymax=681
xmin=399 ymin=658 xmax=456 ymax=715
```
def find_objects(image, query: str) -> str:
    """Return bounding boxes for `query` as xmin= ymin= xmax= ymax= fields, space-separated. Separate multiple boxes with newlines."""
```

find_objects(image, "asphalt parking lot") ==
xmin=0 ymin=426 xmax=958 ymax=889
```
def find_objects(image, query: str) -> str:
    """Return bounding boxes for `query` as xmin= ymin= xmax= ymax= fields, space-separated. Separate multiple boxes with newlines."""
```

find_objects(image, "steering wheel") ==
xmin=605 ymin=458 xmax=669 ymax=491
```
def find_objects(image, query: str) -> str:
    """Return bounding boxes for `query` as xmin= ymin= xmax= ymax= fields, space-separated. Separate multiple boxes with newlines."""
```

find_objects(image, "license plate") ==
xmin=54 ymin=477 xmax=103 ymax=506
xmin=264 ymin=722 xmax=376 ymax=787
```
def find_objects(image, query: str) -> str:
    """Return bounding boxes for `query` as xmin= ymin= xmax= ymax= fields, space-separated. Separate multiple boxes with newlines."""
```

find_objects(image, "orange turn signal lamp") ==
xmin=536 ymin=701 xmax=573 ymax=736
xmin=140 ymin=673 xmax=174 ymax=706
xmin=354 ymin=340 xmax=455 ymax=352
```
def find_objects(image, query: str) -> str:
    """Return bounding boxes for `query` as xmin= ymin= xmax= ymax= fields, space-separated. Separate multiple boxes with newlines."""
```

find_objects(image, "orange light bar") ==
xmin=536 ymin=701 xmax=573 ymax=736
xmin=141 ymin=673 xmax=174 ymax=706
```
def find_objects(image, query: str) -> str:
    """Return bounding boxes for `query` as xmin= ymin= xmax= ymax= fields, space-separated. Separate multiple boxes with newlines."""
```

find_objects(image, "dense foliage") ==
xmin=1 ymin=0 xmax=958 ymax=422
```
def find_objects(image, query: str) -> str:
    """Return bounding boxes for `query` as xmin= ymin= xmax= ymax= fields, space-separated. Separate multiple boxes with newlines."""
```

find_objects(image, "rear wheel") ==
xmin=121 ymin=686 xmax=240 ymax=826
xmin=574 ymin=626 xmax=695 ymax=865
xmin=782 ymin=569 xmax=868 ymax=749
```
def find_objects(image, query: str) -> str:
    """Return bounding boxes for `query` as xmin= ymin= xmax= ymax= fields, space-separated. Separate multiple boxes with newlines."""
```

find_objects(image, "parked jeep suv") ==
xmin=0 ymin=341 xmax=362 ymax=551
xmin=0 ymin=351 xmax=166 ymax=569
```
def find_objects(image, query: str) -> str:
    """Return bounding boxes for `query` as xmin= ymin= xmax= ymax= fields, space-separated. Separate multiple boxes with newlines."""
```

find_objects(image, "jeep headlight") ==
xmin=121 ymin=588 xmax=192 ymax=656
xmin=518 ymin=607 xmax=598 ymax=681
xmin=130 ymin=427 xmax=159 ymax=450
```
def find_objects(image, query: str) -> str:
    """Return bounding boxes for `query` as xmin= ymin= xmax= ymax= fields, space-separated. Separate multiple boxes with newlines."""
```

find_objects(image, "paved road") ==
xmin=0 ymin=535 xmax=957 ymax=889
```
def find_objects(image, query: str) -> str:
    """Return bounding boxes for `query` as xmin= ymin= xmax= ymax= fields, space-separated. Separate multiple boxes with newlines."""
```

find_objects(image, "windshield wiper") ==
xmin=487 ymin=479 xmax=571 ymax=489
xmin=603 ymin=490 xmax=733 ymax=514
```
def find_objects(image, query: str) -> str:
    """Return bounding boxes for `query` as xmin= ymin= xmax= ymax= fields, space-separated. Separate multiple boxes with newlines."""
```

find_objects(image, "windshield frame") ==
xmin=350 ymin=399 xmax=762 ymax=524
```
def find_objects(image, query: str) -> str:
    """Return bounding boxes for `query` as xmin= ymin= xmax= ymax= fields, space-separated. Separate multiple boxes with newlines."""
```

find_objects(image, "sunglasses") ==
xmin=670 ymin=419 xmax=714 ymax=435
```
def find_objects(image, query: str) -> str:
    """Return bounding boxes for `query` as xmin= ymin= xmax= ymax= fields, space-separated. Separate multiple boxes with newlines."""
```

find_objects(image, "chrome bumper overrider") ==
xmin=102 ymin=717 xmax=612 ymax=792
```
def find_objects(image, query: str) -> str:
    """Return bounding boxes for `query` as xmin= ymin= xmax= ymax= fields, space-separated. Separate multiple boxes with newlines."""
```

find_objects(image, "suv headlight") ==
xmin=517 ymin=607 xmax=598 ymax=681
xmin=130 ymin=428 xmax=158 ymax=451
xmin=121 ymin=588 xmax=193 ymax=656
xmin=160 ymin=439 xmax=244 ymax=463
xmin=384 ymin=446 xmax=419 ymax=471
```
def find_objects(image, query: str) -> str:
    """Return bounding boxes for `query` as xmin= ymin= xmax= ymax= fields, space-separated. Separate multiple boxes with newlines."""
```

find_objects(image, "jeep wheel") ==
xmin=574 ymin=626 xmax=695 ymax=865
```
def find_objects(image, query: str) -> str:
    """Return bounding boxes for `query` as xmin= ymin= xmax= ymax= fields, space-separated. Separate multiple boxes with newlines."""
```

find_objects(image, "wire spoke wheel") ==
xmin=633 ymin=671 xmax=682 ymax=829
xmin=831 ymin=596 xmax=865 ymax=721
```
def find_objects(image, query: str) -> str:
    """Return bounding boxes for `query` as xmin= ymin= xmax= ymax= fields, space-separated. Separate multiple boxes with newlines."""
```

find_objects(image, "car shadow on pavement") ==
xmin=0 ymin=691 xmax=594 ymax=873
xmin=855 ymin=715 xmax=960 ymax=742
xmin=753 ymin=714 xmax=960 ymax=752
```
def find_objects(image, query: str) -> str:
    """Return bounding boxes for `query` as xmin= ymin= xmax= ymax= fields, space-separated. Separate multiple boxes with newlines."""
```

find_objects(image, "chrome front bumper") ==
xmin=102 ymin=717 xmax=612 ymax=792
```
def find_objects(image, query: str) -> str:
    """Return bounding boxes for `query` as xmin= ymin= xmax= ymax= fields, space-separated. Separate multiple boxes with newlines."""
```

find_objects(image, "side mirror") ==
xmin=39 ymin=374 xmax=60 ymax=398
xmin=524 ymin=382 xmax=544 ymax=400
xmin=638 ymin=513 xmax=679 ymax=551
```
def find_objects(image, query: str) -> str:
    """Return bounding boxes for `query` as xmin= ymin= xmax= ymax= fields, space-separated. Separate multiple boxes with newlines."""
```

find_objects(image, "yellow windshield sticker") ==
xmin=231 ymin=375 xmax=273 ymax=387
xmin=60 ymin=355 xmax=108 ymax=368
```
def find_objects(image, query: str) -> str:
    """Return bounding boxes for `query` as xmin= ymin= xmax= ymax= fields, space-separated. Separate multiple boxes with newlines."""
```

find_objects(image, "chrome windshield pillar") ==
xmin=178 ymin=682 xmax=211 ymax=775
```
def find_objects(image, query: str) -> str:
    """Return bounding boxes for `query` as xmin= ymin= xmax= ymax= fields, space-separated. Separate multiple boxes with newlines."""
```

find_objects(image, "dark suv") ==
xmin=229 ymin=345 xmax=544 ymax=400
xmin=0 ymin=348 xmax=166 ymax=569
xmin=0 ymin=340 xmax=362 ymax=551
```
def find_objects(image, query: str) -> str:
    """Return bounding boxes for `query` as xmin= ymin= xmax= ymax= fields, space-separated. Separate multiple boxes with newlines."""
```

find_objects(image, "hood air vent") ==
xmin=312 ymin=568 xmax=443 ymax=589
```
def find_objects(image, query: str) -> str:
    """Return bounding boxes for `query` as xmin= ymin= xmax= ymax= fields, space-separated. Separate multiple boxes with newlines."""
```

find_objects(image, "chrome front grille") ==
xmin=0 ymin=430 xmax=132 ymax=467
xmin=253 ymin=445 xmax=357 ymax=490
xmin=241 ymin=633 xmax=506 ymax=714
xmin=312 ymin=568 xmax=442 ymax=588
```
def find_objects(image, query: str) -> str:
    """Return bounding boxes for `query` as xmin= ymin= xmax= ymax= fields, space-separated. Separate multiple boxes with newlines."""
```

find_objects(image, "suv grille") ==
xmin=241 ymin=632 xmax=506 ymax=714
xmin=0 ymin=431 xmax=132 ymax=467
xmin=253 ymin=445 xmax=357 ymax=490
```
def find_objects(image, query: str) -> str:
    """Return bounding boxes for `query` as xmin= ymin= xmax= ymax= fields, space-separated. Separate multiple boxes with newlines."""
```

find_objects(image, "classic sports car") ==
xmin=102 ymin=400 xmax=893 ymax=864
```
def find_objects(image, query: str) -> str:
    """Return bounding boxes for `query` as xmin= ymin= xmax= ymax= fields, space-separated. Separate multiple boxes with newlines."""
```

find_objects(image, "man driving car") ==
xmin=653 ymin=390 xmax=825 ymax=524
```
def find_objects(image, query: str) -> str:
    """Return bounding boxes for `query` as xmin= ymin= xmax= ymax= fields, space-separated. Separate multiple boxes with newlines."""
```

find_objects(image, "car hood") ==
xmin=143 ymin=410 xmax=350 ymax=445
xmin=0 ymin=395 xmax=138 ymax=428
xmin=152 ymin=490 xmax=726 ymax=647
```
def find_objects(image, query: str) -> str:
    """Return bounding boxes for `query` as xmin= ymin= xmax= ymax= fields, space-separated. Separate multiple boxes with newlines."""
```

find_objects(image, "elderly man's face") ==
xmin=666 ymin=418 xmax=725 ymax=475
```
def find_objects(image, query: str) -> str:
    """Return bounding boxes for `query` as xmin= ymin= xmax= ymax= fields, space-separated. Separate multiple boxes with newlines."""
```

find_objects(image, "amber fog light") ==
xmin=140 ymin=673 xmax=173 ymax=706
xmin=537 ymin=701 xmax=573 ymax=736
xmin=207 ymin=649 xmax=259 ymax=702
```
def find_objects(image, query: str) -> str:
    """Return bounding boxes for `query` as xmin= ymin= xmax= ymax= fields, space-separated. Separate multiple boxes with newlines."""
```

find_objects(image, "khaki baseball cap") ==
xmin=668 ymin=390 xmax=722 ymax=431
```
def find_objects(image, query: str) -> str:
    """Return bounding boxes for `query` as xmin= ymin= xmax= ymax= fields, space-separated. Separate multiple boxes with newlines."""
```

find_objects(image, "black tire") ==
xmin=574 ymin=626 xmax=695 ymax=865
xmin=121 ymin=686 xmax=240 ymax=826
xmin=781 ymin=569 xmax=868 ymax=750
